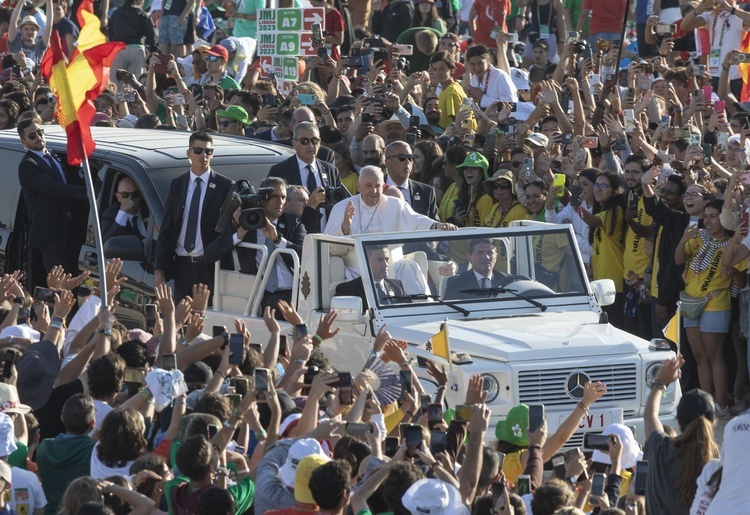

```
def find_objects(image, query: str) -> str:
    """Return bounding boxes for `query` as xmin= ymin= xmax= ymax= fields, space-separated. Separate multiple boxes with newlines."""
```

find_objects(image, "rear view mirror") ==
xmin=590 ymin=279 xmax=616 ymax=306
xmin=104 ymin=235 xmax=145 ymax=261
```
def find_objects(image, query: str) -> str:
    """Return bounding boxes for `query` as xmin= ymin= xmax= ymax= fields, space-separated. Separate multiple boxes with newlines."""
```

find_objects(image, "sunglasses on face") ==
xmin=492 ymin=182 xmax=512 ymax=190
xmin=296 ymin=137 xmax=321 ymax=146
xmin=388 ymin=154 xmax=415 ymax=162
xmin=204 ymin=55 xmax=221 ymax=62
xmin=218 ymin=119 xmax=236 ymax=127
xmin=191 ymin=147 xmax=214 ymax=155
xmin=26 ymin=128 xmax=44 ymax=140
xmin=118 ymin=191 xmax=141 ymax=199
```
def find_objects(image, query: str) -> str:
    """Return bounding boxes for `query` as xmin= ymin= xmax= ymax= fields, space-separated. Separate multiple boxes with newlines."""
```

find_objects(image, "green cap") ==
xmin=456 ymin=151 xmax=489 ymax=175
xmin=495 ymin=404 xmax=529 ymax=446
xmin=216 ymin=105 xmax=249 ymax=125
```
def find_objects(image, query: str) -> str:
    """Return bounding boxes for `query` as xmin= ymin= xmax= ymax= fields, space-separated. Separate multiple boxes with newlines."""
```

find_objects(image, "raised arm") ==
xmin=645 ymin=355 xmax=683 ymax=438
xmin=42 ymin=0 xmax=53 ymax=48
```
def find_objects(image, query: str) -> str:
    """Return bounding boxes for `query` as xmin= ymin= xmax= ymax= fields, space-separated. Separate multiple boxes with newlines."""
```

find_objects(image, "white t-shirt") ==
xmin=92 ymin=400 xmax=113 ymax=433
xmin=699 ymin=10 xmax=745 ymax=80
xmin=704 ymin=414 xmax=750 ymax=514
xmin=690 ymin=458 xmax=721 ymax=515
xmin=8 ymin=466 xmax=47 ymax=514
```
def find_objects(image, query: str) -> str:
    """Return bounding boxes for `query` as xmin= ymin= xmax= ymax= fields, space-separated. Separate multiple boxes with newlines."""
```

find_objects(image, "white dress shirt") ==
xmin=176 ymin=170 xmax=211 ymax=257
xmin=32 ymin=149 xmax=67 ymax=183
xmin=297 ymin=156 xmax=327 ymax=227
xmin=385 ymin=176 xmax=412 ymax=205
xmin=114 ymin=209 xmax=146 ymax=238
xmin=255 ymin=223 xmax=292 ymax=290
xmin=472 ymin=270 xmax=493 ymax=289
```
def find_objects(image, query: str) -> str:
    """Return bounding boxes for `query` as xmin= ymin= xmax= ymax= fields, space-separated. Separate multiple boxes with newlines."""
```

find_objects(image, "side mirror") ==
xmin=331 ymin=295 xmax=364 ymax=320
xmin=590 ymin=279 xmax=616 ymax=307
xmin=104 ymin=235 xmax=145 ymax=261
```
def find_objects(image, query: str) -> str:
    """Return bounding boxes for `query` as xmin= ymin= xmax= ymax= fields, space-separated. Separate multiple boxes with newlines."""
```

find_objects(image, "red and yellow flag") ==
xmin=40 ymin=0 xmax=123 ymax=165
xmin=740 ymin=32 xmax=750 ymax=103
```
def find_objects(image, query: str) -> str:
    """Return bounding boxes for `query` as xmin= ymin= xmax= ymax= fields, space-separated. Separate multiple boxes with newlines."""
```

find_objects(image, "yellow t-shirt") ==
xmin=438 ymin=81 xmax=467 ymax=129
xmin=683 ymin=232 xmax=737 ymax=312
xmin=651 ymin=226 xmax=662 ymax=299
xmin=439 ymin=183 xmax=459 ymax=222
xmin=593 ymin=209 xmax=626 ymax=293
xmin=341 ymin=172 xmax=359 ymax=195
xmin=479 ymin=197 xmax=529 ymax=228
xmin=623 ymin=195 xmax=654 ymax=280
xmin=501 ymin=450 xmax=526 ymax=485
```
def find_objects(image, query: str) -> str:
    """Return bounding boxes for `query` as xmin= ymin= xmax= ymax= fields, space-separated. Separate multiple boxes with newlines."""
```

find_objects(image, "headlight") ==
xmin=482 ymin=374 xmax=500 ymax=403
xmin=645 ymin=362 xmax=662 ymax=386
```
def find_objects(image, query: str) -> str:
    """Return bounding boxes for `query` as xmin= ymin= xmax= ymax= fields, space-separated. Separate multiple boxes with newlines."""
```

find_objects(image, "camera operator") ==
xmin=204 ymin=177 xmax=305 ymax=315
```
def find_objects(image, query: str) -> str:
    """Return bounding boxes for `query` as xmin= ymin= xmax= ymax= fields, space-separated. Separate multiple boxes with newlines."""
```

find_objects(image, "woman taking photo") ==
xmin=675 ymin=199 xmax=738 ymax=417
xmin=579 ymin=172 xmax=628 ymax=329
xmin=544 ymin=168 xmax=596 ymax=266
xmin=452 ymin=152 xmax=491 ymax=228
xmin=438 ymin=146 xmax=470 ymax=222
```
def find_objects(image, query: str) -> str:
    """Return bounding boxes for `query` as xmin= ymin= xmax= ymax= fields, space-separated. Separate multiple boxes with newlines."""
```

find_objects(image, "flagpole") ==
xmin=444 ymin=319 xmax=457 ymax=391
xmin=81 ymin=157 xmax=107 ymax=307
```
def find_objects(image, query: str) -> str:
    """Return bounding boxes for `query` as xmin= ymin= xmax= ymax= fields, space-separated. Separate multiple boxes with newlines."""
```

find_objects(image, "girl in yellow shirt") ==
xmin=479 ymin=168 xmax=528 ymax=228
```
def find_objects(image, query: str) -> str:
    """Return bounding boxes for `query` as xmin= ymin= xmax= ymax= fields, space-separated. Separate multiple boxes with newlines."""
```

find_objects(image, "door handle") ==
xmin=84 ymin=252 xmax=97 ymax=266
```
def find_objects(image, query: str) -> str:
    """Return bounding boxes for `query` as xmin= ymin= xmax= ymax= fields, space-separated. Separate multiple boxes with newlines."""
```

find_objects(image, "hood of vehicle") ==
xmin=390 ymin=311 xmax=647 ymax=362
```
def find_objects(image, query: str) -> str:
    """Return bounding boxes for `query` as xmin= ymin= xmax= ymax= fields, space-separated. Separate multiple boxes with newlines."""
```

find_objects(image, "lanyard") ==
xmin=711 ymin=11 xmax=730 ymax=50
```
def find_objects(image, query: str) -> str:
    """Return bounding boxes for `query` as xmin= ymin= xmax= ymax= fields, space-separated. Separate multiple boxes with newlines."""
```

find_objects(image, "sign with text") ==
xmin=257 ymin=32 xmax=317 ymax=57
xmin=259 ymin=55 xmax=299 ymax=82
xmin=258 ymin=8 xmax=325 ymax=32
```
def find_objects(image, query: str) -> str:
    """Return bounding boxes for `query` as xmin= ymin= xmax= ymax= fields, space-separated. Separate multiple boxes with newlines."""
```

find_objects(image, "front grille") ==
xmin=518 ymin=363 xmax=638 ymax=406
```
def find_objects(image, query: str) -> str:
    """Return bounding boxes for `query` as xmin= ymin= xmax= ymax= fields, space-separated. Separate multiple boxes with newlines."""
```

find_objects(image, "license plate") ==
xmin=559 ymin=408 xmax=623 ymax=431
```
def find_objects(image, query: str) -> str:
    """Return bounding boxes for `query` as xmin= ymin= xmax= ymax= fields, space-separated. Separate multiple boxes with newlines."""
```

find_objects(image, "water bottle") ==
xmin=624 ymin=289 xmax=637 ymax=318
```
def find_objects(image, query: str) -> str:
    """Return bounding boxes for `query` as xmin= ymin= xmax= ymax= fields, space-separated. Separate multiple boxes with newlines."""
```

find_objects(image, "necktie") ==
xmin=399 ymin=186 xmax=408 ymax=203
xmin=305 ymin=165 xmax=317 ymax=193
xmin=46 ymin=153 xmax=66 ymax=183
xmin=264 ymin=236 xmax=278 ymax=292
xmin=482 ymin=277 xmax=489 ymax=289
xmin=184 ymin=177 xmax=202 ymax=253
xmin=131 ymin=215 xmax=143 ymax=239
xmin=376 ymin=282 xmax=388 ymax=302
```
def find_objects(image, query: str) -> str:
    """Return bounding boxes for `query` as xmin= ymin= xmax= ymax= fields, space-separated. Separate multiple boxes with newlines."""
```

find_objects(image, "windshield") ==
xmin=360 ymin=227 xmax=588 ymax=308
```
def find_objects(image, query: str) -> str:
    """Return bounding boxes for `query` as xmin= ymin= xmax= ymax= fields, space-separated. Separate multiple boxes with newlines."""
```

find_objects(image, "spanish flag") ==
xmin=430 ymin=323 xmax=450 ymax=361
xmin=40 ymin=0 xmax=123 ymax=165
xmin=740 ymin=32 xmax=750 ymax=102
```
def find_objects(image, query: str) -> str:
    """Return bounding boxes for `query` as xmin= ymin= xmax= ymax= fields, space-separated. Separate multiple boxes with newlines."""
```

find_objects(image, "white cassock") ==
xmin=325 ymin=195 xmax=435 ymax=293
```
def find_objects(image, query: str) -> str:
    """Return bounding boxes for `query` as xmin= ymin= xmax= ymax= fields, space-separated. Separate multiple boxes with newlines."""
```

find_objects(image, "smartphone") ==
xmin=552 ymin=454 xmax=566 ymax=479
xmin=579 ymin=136 xmax=599 ymax=148
xmin=583 ymin=45 xmax=593 ymax=62
xmin=428 ymin=403 xmax=443 ymax=427
xmin=634 ymin=460 xmax=649 ymax=495
xmin=623 ymin=109 xmax=636 ymax=133
xmin=33 ymin=287 xmax=56 ymax=303
xmin=591 ymin=472 xmax=606 ymax=496
xmin=346 ymin=422 xmax=372 ymax=438
xmin=311 ymin=23 xmax=323 ymax=42
xmin=2 ymin=352 xmax=14 ymax=380
xmin=392 ymin=43 xmax=413 ymax=55
xmin=419 ymin=394 xmax=431 ymax=414
xmin=655 ymin=23 xmax=676 ymax=35
xmin=279 ymin=334 xmax=288 ymax=357
xmin=517 ymin=474 xmax=531 ymax=496
xmin=405 ymin=424 xmax=422 ymax=447
xmin=508 ymin=102 xmax=517 ymax=112
xmin=399 ymin=369 xmax=412 ymax=395
xmin=553 ymin=173 xmax=566 ymax=196
xmin=566 ymin=30 xmax=579 ymax=43
xmin=522 ymin=157 xmax=535 ymax=182
xmin=560 ymin=91 xmax=571 ymax=111
xmin=715 ymin=100 xmax=726 ymax=113
xmin=162 ymin=353 xmax=176 ymax=371
xmin=688 ymin=216 xmax=700 ymax=229
xmin=491 ymin=481 xmax=506 ymax=502
xmin=589 ymin=74 xmax=601 ymax=87
xmin=702 ymin=85 xmax=713 ymax=101
xmin=702 ymin=143 xmax=713 ymax=166
xmin=254 ymin=368 xmax=269 ymax=393
xmin=528 ymin=404 xmax=545 ymax=432
xmin=406 ymin=132 xmax=417 ymax=146
xmin=249 ymin=342 xmax=262 ymax=355
xmin=208 ymin=424 xmax=219 ymax=439
xmin=123 ymin=367 xmax=142 ymax=383
xmin=297 ymin=94 xmax=318 ymax=106
xmin=385 ymin=436 xmax=399 ymax=457
xmin=235 ymin=377 xmax=249 ymax=396
xmin=295 ymin=324 xmax=308 ymax=339
xmin=226 ymin=393 xmax=241 ymax=409
xmin=731 ymin=53 xmax=750 ymax=64
xmin=689 ymin=133 xmax=701 ymax=148
xmin=362 ymin=112 xmax=373 ymax=124
xmin=11 ymin=65 xmax=20 ymax=78
xmin=365 ymin=38 xmax=386 ymax=48
xmin=165 ymin=93 xmax=184 ymax=106
xmin=229 ymin=333 xmax=244 ymax=366
xmin=153 ymin=53 xmax=174 ymax=74
xmin=145 ymin=304 xmax=157 ymax=328
xmin=212 ymin=325 xmax=226 ymax=338
xmin=338 ymin=371 xmax=353 ymax=405
xmin=262 ymin=93 xmax=277 ymax=108
xmin=430 ymin=430 xmax=447 ymax=454
xmin=741 ymin=211 xmax=749 ymax=228
xmin=304 ymin=365 xmax=320 ymax=385
xmin=486 ymin=132 xmax=497 ymax=149
xmin=455 ymin=404 xmax=472 ymax=423
xmin=409 ymin=115 xmax=420 ymax=128
xmin=341 ymin=56 xmax=363 ymax=68
xmin=583 ymin=432 xmax=611 ymax=451
xmin=317 ymin=47 xmax=328 ymax=59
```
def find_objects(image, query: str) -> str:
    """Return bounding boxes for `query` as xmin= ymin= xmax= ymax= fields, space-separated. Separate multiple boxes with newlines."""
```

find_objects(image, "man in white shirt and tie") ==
xmin=335 ymin=244 xmax=407 ymax=310
xmin=443 ymin=238 xmax=507 ymax=300
xmin=384 ymin=141 xmax=438 ymax=220
xmin=101 ymin=177 xmax=147 ymax=242
xmin=17 ymin=119 xmax=88 ymax=290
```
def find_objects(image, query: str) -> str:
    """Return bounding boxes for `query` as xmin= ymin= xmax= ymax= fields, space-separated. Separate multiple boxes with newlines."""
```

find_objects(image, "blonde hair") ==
xmin=59 ymin=477 xmax=102 ymax=515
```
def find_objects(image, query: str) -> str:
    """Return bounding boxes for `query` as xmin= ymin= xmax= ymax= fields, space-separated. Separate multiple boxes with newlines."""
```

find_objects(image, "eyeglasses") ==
xmin=191 ymin=147 xmax=214 ymax=155
xmin=204 ymin=55 xmax=221 ymax=62
xmin=296 ymin=137 xmax=321 ymax=146
xmin=387 ymin=154 xmax=415 ymax=162
xmin=592 ymin=183 xmax=611 ymax=191
xmin=492 ymin=182 xmax=512 ymax=190
xmin=117 ymin=191 xmax=141 ymax=199
xmin=26 ymin=128 xmax=44 ymax=140
xmin=684 ymin=191 xmax=703 ymax=199
xmin=218 ymin=119 xmax=236 ymax=127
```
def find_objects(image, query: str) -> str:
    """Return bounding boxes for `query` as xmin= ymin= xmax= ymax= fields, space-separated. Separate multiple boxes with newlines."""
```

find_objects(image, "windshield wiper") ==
xmin=381 ymin=294 xmax=471 ymax=317
xmin=459 ymin=287 xmax=548 ymax=312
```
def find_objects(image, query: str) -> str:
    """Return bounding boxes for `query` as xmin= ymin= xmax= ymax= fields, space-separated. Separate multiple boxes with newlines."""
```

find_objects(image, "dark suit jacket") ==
xmin=267 ymin=156 xmax=341 ymax=233
xmin=335 ymin=276 xmax=405 ymax=312
xmin=203 ymin=212 xmax=305 ymax=276
xmin=155 ymin=170 xmax=234 ymax=280
xmin=18 ymin=150 xmax=88 ymax=249
xmin=251 ymin=131 xmax=335 ymax=165
xmin=387 ymin=176 xmax=438 ymax=220
xmin=101 ymin=203 xmax=144 ymax=242
xmin=443 ymin=270 xmax=507 ymax=300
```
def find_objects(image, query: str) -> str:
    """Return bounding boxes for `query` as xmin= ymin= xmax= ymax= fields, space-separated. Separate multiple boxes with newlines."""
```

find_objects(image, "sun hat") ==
xmin=401 ymin=478 xmax=469 ymax=515
xmin=495 ymin=404 xmax=529 ymax=446
xmin=0 ymin=461 xmax=11 ymax=483
xmin=16 ymin=340 xmax=60 ymax=411
xmin=294 ymin=454 xmax=331 ymax=503
xmin=591 ymin=423 xmax=644 ymax=469
xmin=525 ymin=132 xmax=549 ymax=148
xmin=456 ymin=151 xmax=489 ymax=174
xmin=483 ymin=169 xmax=515 ymax=196
xmin=279 ymin=438 xmax=325 ymax=488
xmin=0 ymin=383 xmax=31 ymax=415
xmin=18 ymin=15 xmax=40 ymax=30
xmin=216 ymin=105 xmax=249 ymax=125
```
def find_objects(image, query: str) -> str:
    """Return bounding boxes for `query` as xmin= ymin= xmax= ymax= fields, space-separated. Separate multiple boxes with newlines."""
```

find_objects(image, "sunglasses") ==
xmin=388 ymin=154 xmax=415 ymax=162
xmin=118 ymin=191 xmax=141 ymax=199
xmin=218 ymin=119 xmax=236 ymax=127
xmin=26 ymin=128 xmax=44 ymax=140
xmin=204 ymin=55 xmax=221 ymax=62
xmin=296 ymin=137 xmax=321 ymax=146
xmin=492 ymin=182 xmax=512 ymax=190
xmin=191 ymin=147 xmax=214 ymax=155
xmin=593 ymin=183 xmax=611 ymax=191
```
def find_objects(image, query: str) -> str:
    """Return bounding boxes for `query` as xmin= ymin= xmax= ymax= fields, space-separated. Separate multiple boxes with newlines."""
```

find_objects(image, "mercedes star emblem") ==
xmin=565 ymin=371 xmax=591 ymax=400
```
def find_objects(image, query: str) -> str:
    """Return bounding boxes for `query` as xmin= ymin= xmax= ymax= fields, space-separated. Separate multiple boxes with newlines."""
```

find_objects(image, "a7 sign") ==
xmin=258 ymin=8 xmax=325 ymax=32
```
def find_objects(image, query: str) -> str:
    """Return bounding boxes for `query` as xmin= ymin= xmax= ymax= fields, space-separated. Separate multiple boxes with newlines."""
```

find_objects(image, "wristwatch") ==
xmin=99 ymin=328 xmax=112 ymax=336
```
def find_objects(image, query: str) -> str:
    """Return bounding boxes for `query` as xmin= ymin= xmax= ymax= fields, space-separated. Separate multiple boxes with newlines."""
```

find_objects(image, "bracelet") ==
xmin=723 ymin=64 xmax=731 ymax=71
xmin=139 ymin=387 xmax=154 ymax=404
xmin=216 ymin=370 xmax=226 ymax=379
xmin=50 ymin=322 xmax=62 ymax=330
xmin=436 ymin=384 xmax=446 ymax=391
xmin=405 ymin=410 xmax=414 ymax=418
xmin=236 ymin=468 xmax=250 ymax=474
xmin=224 ymin=418 xmax=240 ymax=429
xmin=651 ymin=380 xmax=667 ymax=392
xmin=294 ymin=359 xmax=306 ymax=365
xmin=400 ymin=361 xmax=410 ymax=369
xmin=576 ymin=401 xmax=589 ymax=416
xmin=312 ymin=333 xmax=324 ymax=344
xmin=52 ymin=316 xmax=64 ymax=325
xmin=174 ymin=399 xmax=186 ymax=405
xmin=731 ymin=6 xmax=736 ymax=16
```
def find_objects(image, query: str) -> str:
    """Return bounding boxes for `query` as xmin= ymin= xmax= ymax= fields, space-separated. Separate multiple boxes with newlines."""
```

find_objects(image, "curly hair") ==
xmin=192 ymin=392 xmax=232 ymax=423
xmin=87 ymin=353 xmax=125 ymax=400
xmin=96 ymin=408 xmax=148 ymax=468
xmin=382 ymin=462 xmax=425 ymax=515
xmin=130 ymin=454 xmax=169 ymax=499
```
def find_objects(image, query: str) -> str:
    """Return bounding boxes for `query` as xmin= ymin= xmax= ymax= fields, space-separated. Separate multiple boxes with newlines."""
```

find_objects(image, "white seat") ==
xmin=216 ymin=270 xmax=256 ymax=314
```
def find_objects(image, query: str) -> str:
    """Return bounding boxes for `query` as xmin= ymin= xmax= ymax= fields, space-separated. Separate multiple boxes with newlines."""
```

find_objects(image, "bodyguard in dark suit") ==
xmin=101 ymin=176 xmax=147 ymax=242
xmin=17 ymin=120 xmax=88 ymax=289
xmin=204 ymin=177 xmax=305 ymax=316
xmin=384 ymin=140 xmax=438 ymax=220
xmin=267 ymin=121 xmax=341 ymax=234
xmin=335 ymin=245 xmax=405 ymax=311
xmin=155 ymin=132 xmax=234 ymax=302
xmin=442 ymin=238 xmax=507 ymax=300
xmin=251 ymin=106 xmax=336 ymax=165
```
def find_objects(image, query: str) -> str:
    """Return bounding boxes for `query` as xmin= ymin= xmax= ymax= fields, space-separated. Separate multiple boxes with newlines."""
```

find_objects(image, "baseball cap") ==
xmin=495 ymin=404 xmax=529 ymax=446
xmin=456 ymin=152 xmax=489 ymax=173
xmin=205 ymin=45 xmax=229 ymax=62
xmin=525 ymin=132 xmax=549 ymax=148
xmin=677 ymin=388 xmax=715 ymax=426
xmin=294 ymin=454 xmax=331 ymax=504
xmin=279 ymin=438 xmax=325 ymax=488
xmin=219 ymin=38 xmax=238 ymax=54
xmin=216 ymin=105 xmax=249 ymax=125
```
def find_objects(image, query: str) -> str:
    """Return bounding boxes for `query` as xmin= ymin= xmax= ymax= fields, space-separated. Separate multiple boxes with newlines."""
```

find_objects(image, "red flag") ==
xmin=41 ymin=0 xmax=123 ymax=165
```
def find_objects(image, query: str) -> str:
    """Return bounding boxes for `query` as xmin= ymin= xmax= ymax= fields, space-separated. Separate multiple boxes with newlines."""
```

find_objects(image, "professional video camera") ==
xmin=324 ymin=185 xmax=351 ymax=208
xmin=215 ymin=179 xmax=274 ymax=232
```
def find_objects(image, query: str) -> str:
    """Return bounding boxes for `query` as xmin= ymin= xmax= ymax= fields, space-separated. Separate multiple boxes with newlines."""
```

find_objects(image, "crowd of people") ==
xmin=6 ymin=0 xmax=750 ymax=512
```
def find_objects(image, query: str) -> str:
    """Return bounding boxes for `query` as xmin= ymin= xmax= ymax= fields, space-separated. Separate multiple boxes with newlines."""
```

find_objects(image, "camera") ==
xmin=324 ymin=185 xmax=351 ymax=207
xmin=394 ymin=57 xmax=410 ymax=72
xmin=215 ymin=179 xmax=274 ymax=232
xmin=688 ymin=63 xmax=705 ymax=76
xmin=573 ymin=38 xmax=589 ymax=55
